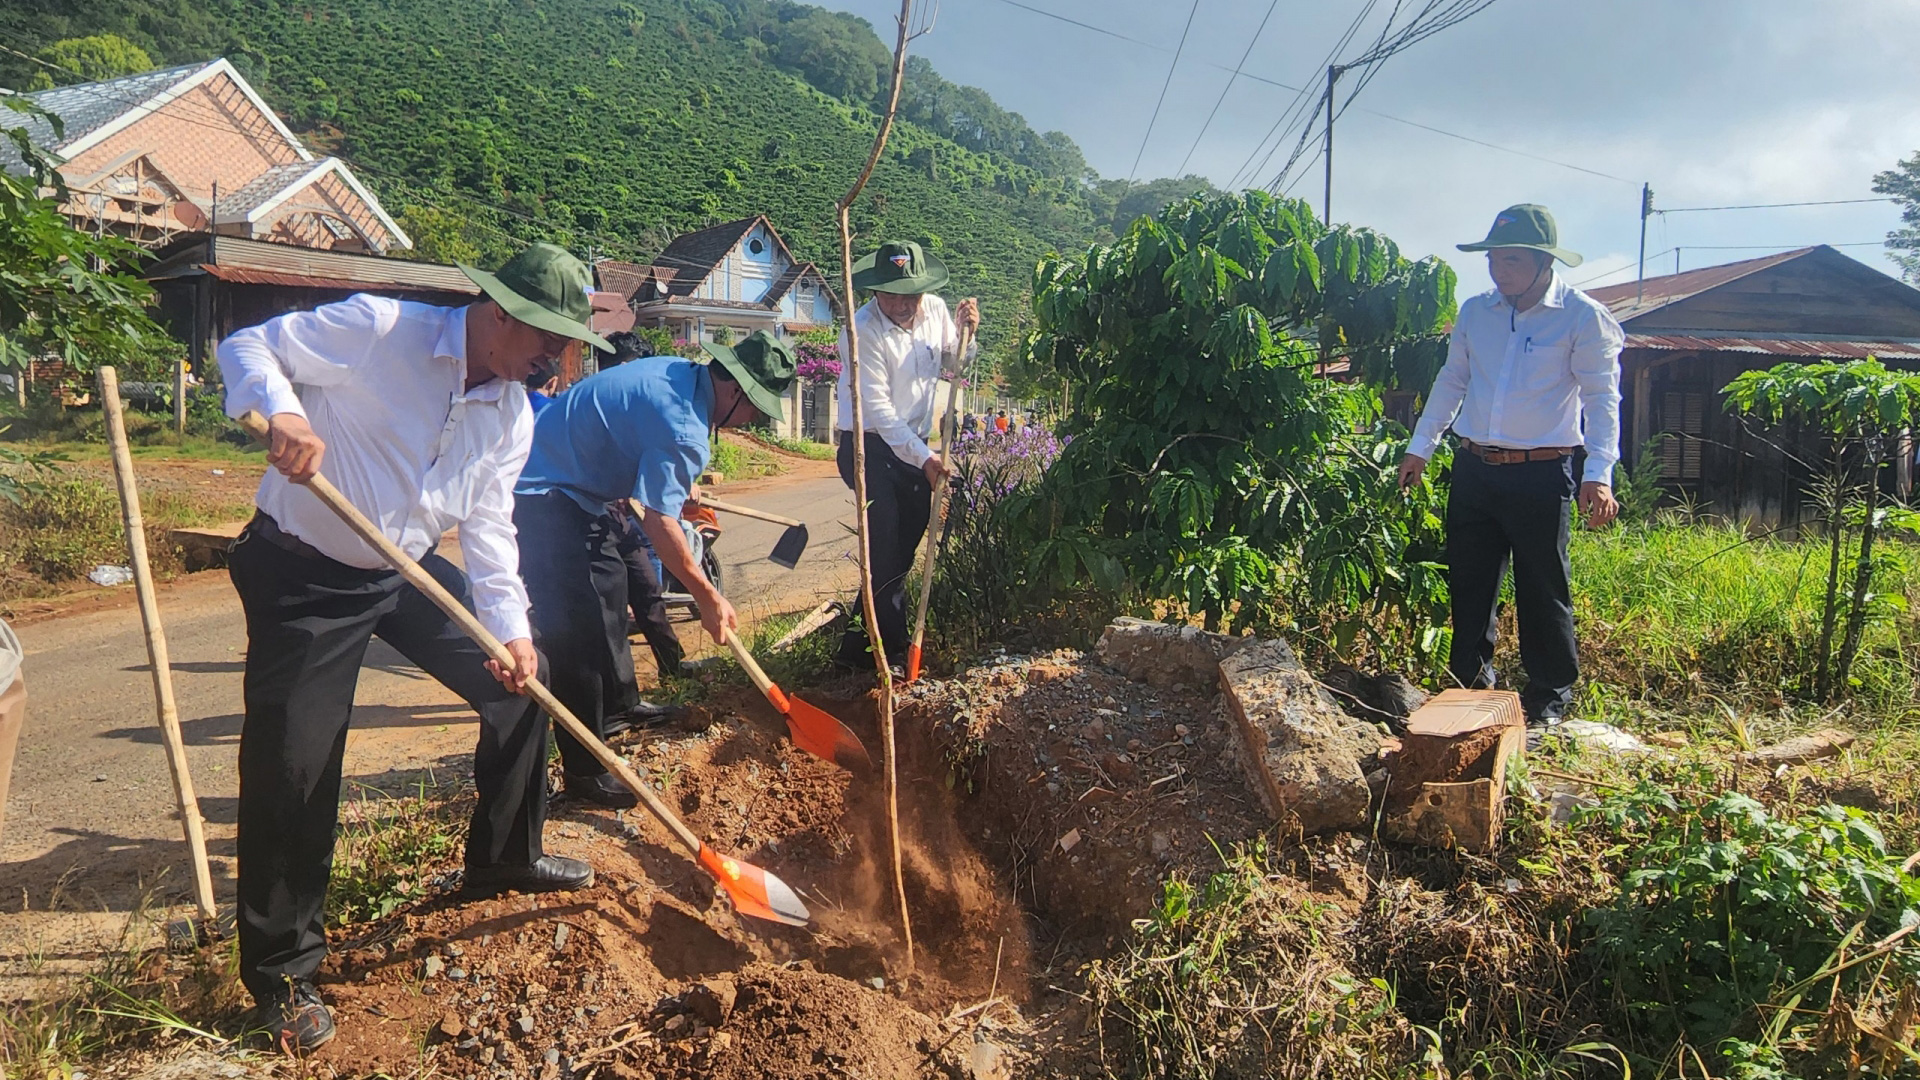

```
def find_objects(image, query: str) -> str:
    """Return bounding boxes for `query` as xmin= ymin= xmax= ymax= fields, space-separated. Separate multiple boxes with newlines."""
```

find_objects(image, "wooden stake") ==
xmin=836 ymin=0 xmax=919 ymax=970
xmin=906 ymin=323 xmax=973 ymax=681
xmin=97 ymin=366 xmax=217 ymax=926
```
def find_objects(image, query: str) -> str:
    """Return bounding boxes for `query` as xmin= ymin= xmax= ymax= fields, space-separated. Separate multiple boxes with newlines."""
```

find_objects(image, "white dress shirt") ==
xmin=835 ymin=295 xmax=976 ymax=468
xmin=1409 ymin=271 xmax=1625 ymax=484
xmin=218 ymin=294 xmax=535 ymax=643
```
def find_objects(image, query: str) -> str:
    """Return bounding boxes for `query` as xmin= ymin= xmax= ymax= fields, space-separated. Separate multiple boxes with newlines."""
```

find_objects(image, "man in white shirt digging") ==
xmin=1399 ymin=204 xmax=1624 ymax=724
xmin=833 ymin=240 xmax=979 ymax=671
xmin=217 ymin=243 xmax=610 ymax=1053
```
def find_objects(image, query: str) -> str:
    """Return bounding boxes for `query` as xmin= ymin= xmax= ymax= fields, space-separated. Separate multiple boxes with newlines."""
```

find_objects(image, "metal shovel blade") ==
xmin=784 ymin=694 xmax=874 ymax=774
xmin=767 ymin=523 xmax=809 ymax=569
xmin=698 ymin=843 xmax=810 ymax=926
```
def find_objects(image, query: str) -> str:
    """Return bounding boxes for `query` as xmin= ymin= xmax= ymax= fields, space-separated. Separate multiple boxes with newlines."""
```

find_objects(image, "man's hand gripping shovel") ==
xmin=238 ymin=412 xmax=810 ymax=927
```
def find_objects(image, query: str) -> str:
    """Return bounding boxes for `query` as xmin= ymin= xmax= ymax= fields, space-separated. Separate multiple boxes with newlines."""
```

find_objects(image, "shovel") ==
xmin=699 ymin=497 xmax=809 ymax=569
xmin=724 ymin=628 xmax=872 ymax=773
xmin=905 ymin=323 xmax=975 ymax=682
xmin=237 ymin=411 xmax=810 ymax=928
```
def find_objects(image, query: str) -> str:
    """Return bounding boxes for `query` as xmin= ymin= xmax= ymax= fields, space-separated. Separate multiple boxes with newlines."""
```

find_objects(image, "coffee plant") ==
xmin=1020 ymin=190 xmax=1455 ymax=665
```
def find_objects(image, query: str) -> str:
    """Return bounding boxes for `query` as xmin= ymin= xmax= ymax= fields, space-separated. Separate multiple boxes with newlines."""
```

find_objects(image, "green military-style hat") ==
xmin=705 ymin=330 xmax=797 ymax=423
xmin=1457 ymin=204 xmax=1583 ymax=267
xmin=460 ymin=243 xmax=614 ymax=351
xmin=850 ymin=240 xmax=950 ymax=295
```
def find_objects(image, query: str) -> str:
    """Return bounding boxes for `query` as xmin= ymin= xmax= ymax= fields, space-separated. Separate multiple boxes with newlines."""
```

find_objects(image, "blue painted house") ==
xmin=596 ymin=215 xmax=840 ymax=344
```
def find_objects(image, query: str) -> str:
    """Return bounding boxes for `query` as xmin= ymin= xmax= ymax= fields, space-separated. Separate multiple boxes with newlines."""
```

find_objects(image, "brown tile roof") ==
xmin=1624 ymin=334 xmax=1920 ymax=361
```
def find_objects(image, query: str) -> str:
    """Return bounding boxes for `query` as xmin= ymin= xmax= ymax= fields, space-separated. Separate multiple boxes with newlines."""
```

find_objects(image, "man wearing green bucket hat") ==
xmin=834 ymin=240 xmax=979 ymax=671
xmin=512 ymin=330 xmax=796 ymax=806
xmin=216 ymin=242 xmax=610 ymax=1051
xmin=1398 ymin=204 xmax=1624 ymax=725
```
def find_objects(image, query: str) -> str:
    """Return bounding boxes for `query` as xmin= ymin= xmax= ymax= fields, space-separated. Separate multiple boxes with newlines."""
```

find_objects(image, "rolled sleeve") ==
xmin=461 ymin=408 xmax=534 ymax=643
xmin=632 ymin=439 xmax=705 ymax=517
xmin=1408 ymin=321 xmax=1472 ymax=460
xmin=217 ymin=293 xmax=387 ymax=421
xmin=1572 ymin=306 xmax=1625 ymax=484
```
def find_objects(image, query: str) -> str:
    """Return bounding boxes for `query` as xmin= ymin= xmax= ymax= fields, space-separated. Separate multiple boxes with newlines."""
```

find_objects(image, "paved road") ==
xmin=0 ymin=470 xmax=854 ymax=985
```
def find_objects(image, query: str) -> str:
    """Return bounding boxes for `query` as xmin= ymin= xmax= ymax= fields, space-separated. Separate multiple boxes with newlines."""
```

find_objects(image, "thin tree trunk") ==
xmin=835 ymin=0 xmax=917 ymax=971
xmin=1814 ymin=465 xmax=1847 ymax=701
xmin=1834 ymin=443 xmax=1887 ymax=694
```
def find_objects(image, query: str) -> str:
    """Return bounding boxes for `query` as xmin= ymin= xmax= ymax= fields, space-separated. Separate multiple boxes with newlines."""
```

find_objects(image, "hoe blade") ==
xmin=768 ymin=523 xmax=809 ymax=569
xmin=698 ymin=843 xmax=810 ymax=926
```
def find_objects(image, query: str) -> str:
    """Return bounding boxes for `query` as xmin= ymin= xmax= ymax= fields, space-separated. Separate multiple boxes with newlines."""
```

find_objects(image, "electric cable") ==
xmin=1126 ymin=0 xmax=1202 ymax=184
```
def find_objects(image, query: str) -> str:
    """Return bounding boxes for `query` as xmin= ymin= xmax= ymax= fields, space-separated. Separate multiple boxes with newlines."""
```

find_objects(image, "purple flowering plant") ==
xmin=794 ymin=338 xmax=842 ymax=384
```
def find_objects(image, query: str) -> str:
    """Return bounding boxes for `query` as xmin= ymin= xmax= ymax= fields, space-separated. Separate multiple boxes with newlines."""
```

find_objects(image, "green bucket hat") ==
xmin=1456 ymin=204 xmax=1583 ymax=267
xmin=704 ymin=330 xmax=796 ymax=423
xmin=460 ymin=243 xmax=614 ymax=352
xmin=850 ymin=240 xmax=950 ymax=295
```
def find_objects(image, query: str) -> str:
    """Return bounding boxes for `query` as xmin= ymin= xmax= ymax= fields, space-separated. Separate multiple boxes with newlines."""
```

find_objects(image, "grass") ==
xmin=1564 ymin=521 xmax=1920 ymax=717
xmin=0 ymin=891 xmax=247 ymax=1079
xmin=327 ymin=774 xmax=469 ymax=927
xmin=740 ymin=429 xmax=835 ymax=461
xmin=710 ymin=432 xmax=789 ymax=480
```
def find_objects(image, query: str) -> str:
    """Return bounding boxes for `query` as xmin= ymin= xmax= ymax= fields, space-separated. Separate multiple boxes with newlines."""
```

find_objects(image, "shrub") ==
xmin=2 ymin=476 xmax=122 ymax=581
xmin=1582 ymin=784 xmax=1920 ymax=1073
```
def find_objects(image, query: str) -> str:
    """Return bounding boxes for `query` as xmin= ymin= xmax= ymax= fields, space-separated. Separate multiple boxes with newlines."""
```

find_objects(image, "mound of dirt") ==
xmin=897 ymin=649 xmax=1280 ymax=945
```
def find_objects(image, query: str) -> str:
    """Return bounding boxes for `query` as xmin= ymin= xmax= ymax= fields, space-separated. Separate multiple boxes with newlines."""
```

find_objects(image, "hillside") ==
xmin=0 ymin=0 xmax=1218 ymax=360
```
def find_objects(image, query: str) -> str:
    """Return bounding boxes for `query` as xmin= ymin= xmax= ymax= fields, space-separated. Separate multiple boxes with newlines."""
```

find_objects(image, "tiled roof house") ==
xmin=594 ymin=216 xmax=839 ymax=342
xmin=0 ymin=58 xmax=408 ymax=253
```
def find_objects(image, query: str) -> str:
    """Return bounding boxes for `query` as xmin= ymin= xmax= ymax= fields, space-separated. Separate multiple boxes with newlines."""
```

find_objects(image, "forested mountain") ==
xmin=0 ymin=0 xmax=1219 ymax=358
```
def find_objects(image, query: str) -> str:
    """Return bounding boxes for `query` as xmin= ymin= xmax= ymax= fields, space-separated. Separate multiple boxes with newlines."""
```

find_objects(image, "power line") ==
xmin=1658 ymin=197 xmax=1896 ymax=214
xmin=1230 ymin=0 xmax=1378 ymax=191
xmin=1360 ymin=109 xmax=1635 ymax=184
xmin=1174 ymin=0 xmax=1280 ymax=177
xmin=1678 ymin=241 xmax=1886 ymax=249
xmin=1127 ymin=0 xmax=1202 ymax=184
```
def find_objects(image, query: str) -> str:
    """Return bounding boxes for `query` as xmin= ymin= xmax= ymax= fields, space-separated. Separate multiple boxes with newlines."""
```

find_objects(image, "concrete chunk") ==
xmin=1218 ymin=638 xmax=1379 ymax=835
xmin=1097 ymin=618 xmax=1249 ymax=689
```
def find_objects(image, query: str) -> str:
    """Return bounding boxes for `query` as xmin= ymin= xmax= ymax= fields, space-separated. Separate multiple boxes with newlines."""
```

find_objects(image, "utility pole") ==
xmin=1323 ymin=64 xmax=1343 ymax=224
xmin=1635 ymin=182 xmax=1653 ymax=303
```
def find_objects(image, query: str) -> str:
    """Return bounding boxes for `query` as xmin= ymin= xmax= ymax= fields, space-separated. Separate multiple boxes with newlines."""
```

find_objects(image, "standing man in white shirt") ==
xmin=217 ymin=243 xmax=611 ymax=1053
xmin=1398 ymin=205 xmax=1624 ymax=723
xmin=833 ymin=240 xmax=979 ymax=671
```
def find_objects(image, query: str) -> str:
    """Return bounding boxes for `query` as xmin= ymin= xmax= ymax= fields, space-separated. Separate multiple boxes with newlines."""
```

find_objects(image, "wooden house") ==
xmin=0 ymin=58 xmax=408 ymax=254
xmin=1586 ymin=246 xmax=1920 ymax=525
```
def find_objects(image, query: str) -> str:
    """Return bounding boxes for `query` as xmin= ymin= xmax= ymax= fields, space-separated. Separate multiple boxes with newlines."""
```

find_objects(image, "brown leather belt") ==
xmin=246 ymin=511 xmax=329 ymax=561
xmin=1461 ymin=439 xmax=1577 ymax=465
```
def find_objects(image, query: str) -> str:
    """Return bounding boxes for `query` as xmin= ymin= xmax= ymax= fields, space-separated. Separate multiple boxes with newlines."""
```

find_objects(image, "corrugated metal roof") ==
xmin=1587 ymin=248 xmax=1814 ymax=321
xmin=0 ymin=61 xmax=216 ymax=172
xmin=1625 ymin=333 xmax=1920 ymax=360
xmin=197 ymin=265 xmax=473 ymax=295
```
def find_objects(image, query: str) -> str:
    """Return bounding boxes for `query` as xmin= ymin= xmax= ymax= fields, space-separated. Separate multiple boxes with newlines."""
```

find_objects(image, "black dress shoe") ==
xmin=601 ymin=700 xmax=685 ymax=738
xmin=562 ymin=771 xmax=639 ymax=809
xmin=246 ymin=978 xmax=334 ymax=1054
xmin=462 ymin=855 xmax=593 ymax=897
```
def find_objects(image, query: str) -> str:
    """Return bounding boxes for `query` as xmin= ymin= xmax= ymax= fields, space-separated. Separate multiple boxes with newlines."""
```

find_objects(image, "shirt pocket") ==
xmin=421 ymin=399 xmax=502 ymax=522
xmin=1516 ymin=326 xmax=1575 ymax=392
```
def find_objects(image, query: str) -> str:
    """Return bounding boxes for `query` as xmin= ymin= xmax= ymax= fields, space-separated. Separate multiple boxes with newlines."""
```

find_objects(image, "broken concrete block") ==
xmin=1219 ymin=638 xmax=1379 ymax=835
xmin=1098 ymin=618 xmax=1249 ymax=689
xmin=1383 ymin=689 xmax=1524 ymax=852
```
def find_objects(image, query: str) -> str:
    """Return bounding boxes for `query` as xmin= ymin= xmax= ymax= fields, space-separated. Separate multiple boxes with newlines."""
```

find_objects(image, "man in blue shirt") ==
xmin=513 ymin=330 xmax=796 ymax=806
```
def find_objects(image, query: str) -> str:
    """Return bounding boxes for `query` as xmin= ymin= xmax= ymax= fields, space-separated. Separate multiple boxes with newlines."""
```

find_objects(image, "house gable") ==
xmin=214 ymin=158 xmax=410 ymax=253
xmin=1591 ymin=246 xmax=1920 ymax=340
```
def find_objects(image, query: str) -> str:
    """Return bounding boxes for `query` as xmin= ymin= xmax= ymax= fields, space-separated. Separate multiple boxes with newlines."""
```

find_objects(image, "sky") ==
xmin=817 ymin=0 xmax=1920 ymax=296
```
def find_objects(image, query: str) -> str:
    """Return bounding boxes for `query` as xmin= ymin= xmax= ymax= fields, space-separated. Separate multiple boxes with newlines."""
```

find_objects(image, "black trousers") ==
xmin=610 ymin=510 xmax=684 ymax=677
xmin=514 ymin=491 xmax=633 ymax=778
xmin=836 ymin=432 xmax=932 ymax=666
xmin=1445 ymin=451 xmax=1579 ymax=720
xmin=229 ymin=521 xmax=549 ymax=1003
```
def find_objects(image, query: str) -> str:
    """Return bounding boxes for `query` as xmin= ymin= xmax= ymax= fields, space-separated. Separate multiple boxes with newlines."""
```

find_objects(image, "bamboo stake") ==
xmin=97 ymin=366 xmax=217 ymax=926
xmin=837 ymin=0 xmax=919 ymax=970
xmin=905 ymin=323 xmax=974 ymax=681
